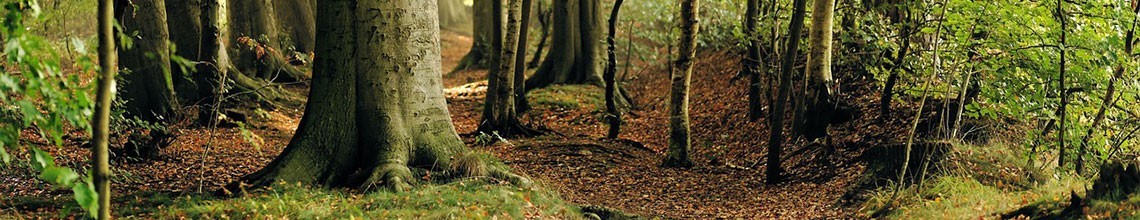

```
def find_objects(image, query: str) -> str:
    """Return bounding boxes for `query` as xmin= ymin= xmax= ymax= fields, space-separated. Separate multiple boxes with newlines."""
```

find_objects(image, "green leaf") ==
xmin=40 ymin=166 xmax=78 ymax=186
xmin=29 ymin=147 xmax=55 ymax=171
xmin=72 ymin=179 xmax=98 ymax=218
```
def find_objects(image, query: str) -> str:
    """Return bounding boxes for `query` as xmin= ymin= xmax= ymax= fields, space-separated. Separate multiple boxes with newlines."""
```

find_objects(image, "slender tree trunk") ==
xmin=794 ymin=0 xmax=836 ymax=140
xmin=527 ymin=1 xmax=551 ymax=69
xmin=94 ymin=0 xmax=115 ymax=218
xmin=879 ymin=21 xmax=911 ymax=120
xmin=767 ymin=0 xmax=808 ymax=183
xmin=604 ymin=0 xmax=625 ymax=139
xmin=230 ymin=0 xmax=527 ymax=192
xmin=1057 ymin=0 xmax=1067 ymax=168
xmin=745 ymin=0 xmax=764 ymax=121
xmin=662 ymin=0 xmax=698 ymax=168
xmin=514 ymin=0 xmax=534 ymax=112
xmin=1076 ymin=6 xmax=1136 ymax=174
xmin=116 ymin=0 xmax=179 ymax=122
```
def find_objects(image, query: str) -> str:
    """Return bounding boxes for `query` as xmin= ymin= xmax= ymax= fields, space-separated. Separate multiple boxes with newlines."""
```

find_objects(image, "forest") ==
xmin=2 ymin=0 xmax=1140 ymax=219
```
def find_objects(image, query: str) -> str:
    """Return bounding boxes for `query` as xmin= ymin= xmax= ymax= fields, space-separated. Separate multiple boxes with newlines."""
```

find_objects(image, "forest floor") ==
xmin=0 ymin=31 xmax=929 ymax=219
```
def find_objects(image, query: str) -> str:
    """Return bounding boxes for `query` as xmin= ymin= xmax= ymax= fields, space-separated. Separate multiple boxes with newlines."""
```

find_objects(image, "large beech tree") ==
xmin=229 ymin=0 xmax=526 ymax=191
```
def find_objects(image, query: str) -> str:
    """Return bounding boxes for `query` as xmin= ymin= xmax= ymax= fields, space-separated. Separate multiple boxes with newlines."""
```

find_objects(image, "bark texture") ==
xmin=230 ymin=0 xmax=526 ymax=192
xmin=481 ymin=0 xmax=534 ymax=136
xmin=94 ymin=0 xmax=116 ymax=217
xmin=661 ymin=0 xmax=698 ymax=168
xmin=116 ymin=0 xmax=179 ymax=122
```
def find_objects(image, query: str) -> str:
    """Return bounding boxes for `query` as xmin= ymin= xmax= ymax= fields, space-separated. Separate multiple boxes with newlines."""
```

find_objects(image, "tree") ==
xmin=455 ymin=0 xmax=501 ymax=71
xmin=228 ymin=0 xmax=527 ymax=191
xmin=94 ymin=0 xmax=116 ymax=217
xmin=439 ymin=0 xmax=471 ymax=31
xmin=767 ymin=0 xmax=808 ymax=183
xmin=792 ymin=0 xmax=836 ymax=140
xmin=604 ymin=0 xmax=625 ymax=139
xmin=481 ymin=0 xmax=537 ymax=136
xmin=514 ymin=0 xmax=535 ymax=113
xmin=1057 ymin=0 xmax=1068 ymax=168
xmin=744 ymin=0 xmax=763 ymax=121
xmin=115 ymin=0 xmax=179 ymax=122
xmin=661 ymin=0 xmax=698 ymax=168
xmin=524 ymin=0 xmax=604 ymax=89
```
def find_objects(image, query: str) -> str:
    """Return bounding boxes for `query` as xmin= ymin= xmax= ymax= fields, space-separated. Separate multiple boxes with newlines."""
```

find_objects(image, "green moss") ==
xmin=159 ymin=181 xmax=582 ymax=219
xmin=528 ymin=85 xmax=605 ymax=111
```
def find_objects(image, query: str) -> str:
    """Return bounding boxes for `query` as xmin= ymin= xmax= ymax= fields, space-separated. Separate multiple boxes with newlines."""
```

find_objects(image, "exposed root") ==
xmin=362 ymin=162 xmax=414 ymax=192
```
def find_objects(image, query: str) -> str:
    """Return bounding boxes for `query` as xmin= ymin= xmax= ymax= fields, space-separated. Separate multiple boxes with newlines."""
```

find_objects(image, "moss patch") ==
xmin=528 ymin=85 xmax=605 ymax=111
xmin=158 ymin=181 xmax=582 ymax=219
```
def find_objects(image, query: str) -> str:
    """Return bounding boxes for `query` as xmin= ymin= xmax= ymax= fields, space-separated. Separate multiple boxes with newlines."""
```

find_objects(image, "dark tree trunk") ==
xmin=744 ymin=0 xmax=765 ymax=121
xmin=116 ymin=0 xmax=179 ymax=122
xmin=1057 ymin=0 xmax=1068 ymax=169
xmin=228 ymin=0 xmax=527 ymax=192
xmin=514 ymin=0 xmax=534 ymax=112
xmin=767 ymin=0 xmax=808 ymax=184
xmin=166 ymin=0 xmax=204 ymax=103
xmin=604 ymin=0 xmax=625 ymax=139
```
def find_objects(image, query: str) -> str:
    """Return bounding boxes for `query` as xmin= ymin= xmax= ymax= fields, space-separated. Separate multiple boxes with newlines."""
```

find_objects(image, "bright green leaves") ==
xmin=1 ymin=0 xmax=102 ymax=217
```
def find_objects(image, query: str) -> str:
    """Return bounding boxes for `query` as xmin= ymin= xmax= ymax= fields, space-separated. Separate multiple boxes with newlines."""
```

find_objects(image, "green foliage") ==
xmin=159 ymin=181 xmax=582 ymax=219
xmin=0 ymin=0 xmax=99 ymax=217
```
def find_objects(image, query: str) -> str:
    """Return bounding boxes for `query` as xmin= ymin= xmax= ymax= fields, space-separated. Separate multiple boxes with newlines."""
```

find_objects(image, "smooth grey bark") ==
xmin=196 ymin=0 xmax=230 ymax=125
xmin=116 ymin=0 xmax=179 ymax=122
xmin=230 ymin=0 xmax=527 ymax=192
xmin=481 ymin=0 xmax=537 ymax=136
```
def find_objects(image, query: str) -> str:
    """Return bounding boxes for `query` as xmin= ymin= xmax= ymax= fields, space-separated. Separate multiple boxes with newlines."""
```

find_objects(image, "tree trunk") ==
xmin=604 ymin=0 xmax=625 ymax=139
xmin=794 ymin=0 xmax=835 ymax=140
xmin=116 ymin=0 xmax=179 ymax=122
xmin=439 ymin=0 xmax=471 ymax=32
xmin=229 ymin=0 xmax=526 ymax=192
xmin=196 ymin=0 xmax=231 ymax=125
xmin=1057 ymin=0 xmax=1068 ymax=168
xmin=165 ymin=0 xmax=203 ymax=102
xmin=767 ymin=0 xmax=808 ymax=184
xmin=514 ymin=0 xmax=534 ymax=113
xmin=527 ymin=1 xmax=551 ymax=69
xmin=94 ymin=0 xmax=115 ymax=217
xmin=661 ymin=0 xmax=698 ymax=168
xmin=454 ymin=0 xmax=500 ymax=71
xmin=745 ymin=0 xmax=763 ymax=121
xmin=481 ymin=0 xmax=536 ymax=136
xmin=524 ymin=0 xmax=605 ymax=90
xmin=274 ymin=0 xmax=316 ymax=53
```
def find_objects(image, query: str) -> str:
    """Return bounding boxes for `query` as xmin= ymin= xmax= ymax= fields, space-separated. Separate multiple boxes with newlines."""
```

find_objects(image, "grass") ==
xmin=858 ymin=141 xmax=1084 ymax=219
xmin=528 ymin=85 xmax=605 ymax=111
xmin=157 ymin=181 xmax=582 ymax=219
